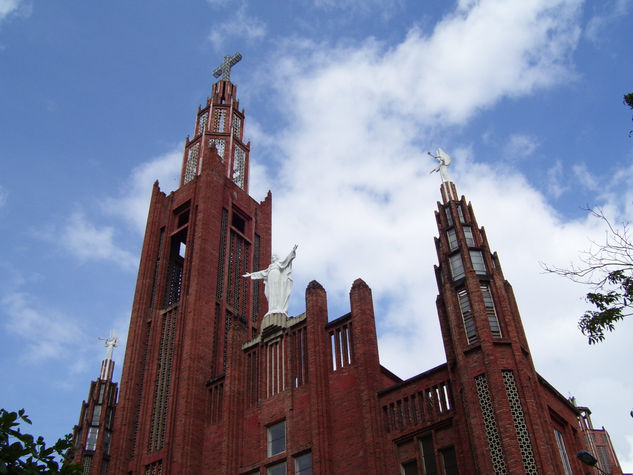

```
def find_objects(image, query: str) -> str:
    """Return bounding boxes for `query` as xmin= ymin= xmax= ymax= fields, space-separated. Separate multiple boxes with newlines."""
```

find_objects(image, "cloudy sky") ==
xmin=1 ymin=0 xmax=632 ymax=469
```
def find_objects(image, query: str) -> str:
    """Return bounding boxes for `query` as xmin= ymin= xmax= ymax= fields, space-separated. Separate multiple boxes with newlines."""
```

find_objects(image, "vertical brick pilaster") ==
xmin=305 ymin=281 xmax=332 ymax=474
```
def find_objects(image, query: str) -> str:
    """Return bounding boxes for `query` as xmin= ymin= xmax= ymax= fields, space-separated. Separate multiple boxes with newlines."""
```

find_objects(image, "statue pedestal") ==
xmin=242 ymin=312 xmax=307 ymax=350
xmin=261 ymin=312 xmax=288 ymax=336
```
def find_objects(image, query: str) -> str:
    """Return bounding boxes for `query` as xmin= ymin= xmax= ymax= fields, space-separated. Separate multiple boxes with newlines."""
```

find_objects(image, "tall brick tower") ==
xmin=433 ymin=179 xmax=564 ymax=473
xmin=109 ymin=54 xmax=272 ymax=474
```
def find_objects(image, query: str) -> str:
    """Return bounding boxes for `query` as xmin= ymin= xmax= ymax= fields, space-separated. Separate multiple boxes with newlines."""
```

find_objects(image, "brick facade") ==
xmin=72 ymin=76 xmax=623 ymax=474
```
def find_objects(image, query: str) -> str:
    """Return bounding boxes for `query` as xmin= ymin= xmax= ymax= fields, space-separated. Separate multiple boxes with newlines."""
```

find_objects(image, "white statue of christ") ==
xmin=243 ymin=244 xmax=298 ymax=317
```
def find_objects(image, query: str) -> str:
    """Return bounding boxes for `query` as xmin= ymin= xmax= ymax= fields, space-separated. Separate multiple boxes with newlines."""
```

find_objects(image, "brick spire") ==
xmin=69 ymin=337 xmax=119 ymax=474
xmin=433 ymin=179 xmax=561 ymax=473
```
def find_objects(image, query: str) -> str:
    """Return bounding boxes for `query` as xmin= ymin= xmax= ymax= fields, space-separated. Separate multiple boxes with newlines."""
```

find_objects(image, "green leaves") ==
xmin=0 ymin=409 xmax=80 ymax=474
xmin=625 ymin=92 xmax=633 ymax=136
xmin=579 ymin=270 xmax=632 ymax=344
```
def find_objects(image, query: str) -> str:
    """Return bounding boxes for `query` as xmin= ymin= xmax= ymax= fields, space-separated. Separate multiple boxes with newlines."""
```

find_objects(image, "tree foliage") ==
xmin=543 ymin=208 xmax=632 ymax=344
xmin=625 ymin=92 xmax=633 ymax=136
xmin=0 ymin=408 xmax=80 ymax=474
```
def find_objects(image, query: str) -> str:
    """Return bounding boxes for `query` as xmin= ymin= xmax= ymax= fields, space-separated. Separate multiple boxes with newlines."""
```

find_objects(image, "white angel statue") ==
xmin=428 ymin=148 xmax=452 ymax=183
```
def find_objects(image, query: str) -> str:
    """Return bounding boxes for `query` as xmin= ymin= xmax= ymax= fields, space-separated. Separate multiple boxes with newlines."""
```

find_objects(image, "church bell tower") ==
xmin=433 ymin=177 xmax=561 ymax=473
xmin=109 ymin=54 xmax=272 ymax=474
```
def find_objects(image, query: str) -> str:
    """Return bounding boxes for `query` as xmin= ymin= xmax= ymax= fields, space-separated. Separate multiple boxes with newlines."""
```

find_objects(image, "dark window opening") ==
xmin=401 ymin=460 xmax=417 ymax=475
xmin=177 ymin=209 xmax=190 ymax=228
xmin=420 ymin=435 xmax=438 ymax=475
xmin=165 ymin=230 xmax=187 ymax=307
xmin=440 ymin=446 xmax=459 ymax=475
xmin=232 ymin=212 xmax=246 ymax=234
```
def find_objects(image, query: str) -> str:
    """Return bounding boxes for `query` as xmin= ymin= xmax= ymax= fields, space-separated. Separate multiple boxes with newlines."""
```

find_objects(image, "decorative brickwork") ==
xmin=210 ymin=137 xmax=226 ymax=161
xmin=144 ymin=460 xmax=162 ymax=475
xmin=503 ymin=370 xmax=538 ymax=474
xmin=197 ymin=112 xmax=208 ymax=136
xmin=148 ymin=308 xmax=177 ymax=452
xmin=475 ymin=374 xmax=507 ymax=474
xmin=183 ymin=143 xmax=199 ymax=184
xmin=214 ymin=108 xmax=226 ymax=132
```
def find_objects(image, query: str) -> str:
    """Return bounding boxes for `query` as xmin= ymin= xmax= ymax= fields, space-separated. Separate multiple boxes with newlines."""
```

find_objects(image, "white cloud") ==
xmin=620 ymin=436 xmax=633 ymax=472
xmin=2 ymin=291 xmax=86 ymax=362
xmin=585 ymin=0 xmax=632 ymax=44
xmin=0 ymin=0 xmax=20 ymax=21
xmin=264 ymin=0 xmax=585 ymax=302
xmin=266 ymin=0 xmax=581 ymax=136
xmin=36 ymin=149 xmax=180 ymax=270
xmin=311 ymin=0 xmax=402 ymax=16
xmin=546 ymin=160 xmax=568 ymax=198
xmin=503 ymin=134 xmax=540 ymax=159
xmin=573 ymin=162 xmax=599 ymax=190
xmin=208 ymin=6 xmax=266 ymax=52
xmin=60 ymin=212 xmax=138 ymax=270
xmin=0 ymin=185 xmax=7 ymax=208
xmin=103 ymin=147 xmax=182 ymax=234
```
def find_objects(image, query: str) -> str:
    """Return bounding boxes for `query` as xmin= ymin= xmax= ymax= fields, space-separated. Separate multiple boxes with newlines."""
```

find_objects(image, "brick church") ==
xmin=70 ymin=56 xmax=624 ymax=474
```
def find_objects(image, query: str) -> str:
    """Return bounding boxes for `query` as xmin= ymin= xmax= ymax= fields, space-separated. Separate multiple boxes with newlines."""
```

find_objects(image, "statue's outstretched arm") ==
xmin=279 ymin=244 xmax=298 ymax=267
xmin=243 ymin=269 xmax=267 ymax=279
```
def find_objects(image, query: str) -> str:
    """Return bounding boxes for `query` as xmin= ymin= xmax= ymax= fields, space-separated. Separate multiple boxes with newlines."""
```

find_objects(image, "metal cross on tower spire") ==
xmin=212 ymin=52 xmax=243 ymax=82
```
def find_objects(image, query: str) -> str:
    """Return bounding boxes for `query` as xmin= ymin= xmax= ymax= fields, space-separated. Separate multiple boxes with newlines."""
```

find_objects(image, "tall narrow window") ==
xmin=444 ymin=206 xmax=453 ymax=226
xmin=456 ymin=204 xmax=465 ymax=223
xmin=597 ymin=446 xmax=612 ymax=473
xmin=457 ymin=289 xmax=477 ymax=344
xmin=85 ymin=427 xmax=98 ymax=451
xmin=82 ymin=456 xmax=92 ymax=474
xmin=481 ymin=285 xmax=502 ymax=338
xmin=554 ymin=429 xmax=573 ymax=475
xmin=267 ymin=421 xmax=286 ymax=456
xmin=183 ymin=143 xmax=200 ymax=184
xmin=449 ymin=254 xmax=465 ymax=280
xmin=165 ymin=230 xmax=187 ymax=307
xmin=197 ymin=112 xmax=208 ymax=135
xmin=401 ymin=460 xmax=417 ymax=475
xmin=267 ymin=461 xmax=286 ymax=475
xmin=91 ymin=405 xmax=102 ymax=425
xmin=103 ymin=430 xmax=112 ymax=456
xmin=463 ymin=226 xmax=475 ymax=246
xmin=232 ymin=113 xmax=242 ymax=138
xmin=419 ymin=435 xmax=438 ymax=475
xmin=469 ymin=250 xmax=486 ymax=275
xmin=440 ymin=446 xmax=459 ymax=475
xmin=447 ymin=228 xmax=458 ymax=251
xmin=232 ymin=147 xmax=246 ymax=189
xmin=214 ymin=109 xmax=227 ymax=132
xmin=295 ymin=452 xmax=312 ymax=475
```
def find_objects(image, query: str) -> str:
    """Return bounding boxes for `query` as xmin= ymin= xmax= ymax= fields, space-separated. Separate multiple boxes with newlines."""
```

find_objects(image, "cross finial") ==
xmin=213 ymin=52 xmax=243 ymax=83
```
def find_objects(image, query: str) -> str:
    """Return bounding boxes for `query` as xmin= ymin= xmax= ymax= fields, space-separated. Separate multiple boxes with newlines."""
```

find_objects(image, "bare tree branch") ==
xmin=542 ymin=207 xmax=632 ymax=344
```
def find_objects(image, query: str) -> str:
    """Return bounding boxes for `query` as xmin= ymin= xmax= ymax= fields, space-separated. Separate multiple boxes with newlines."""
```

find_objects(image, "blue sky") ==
xmin=1 ymin=0 xmax=632 ymax=469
